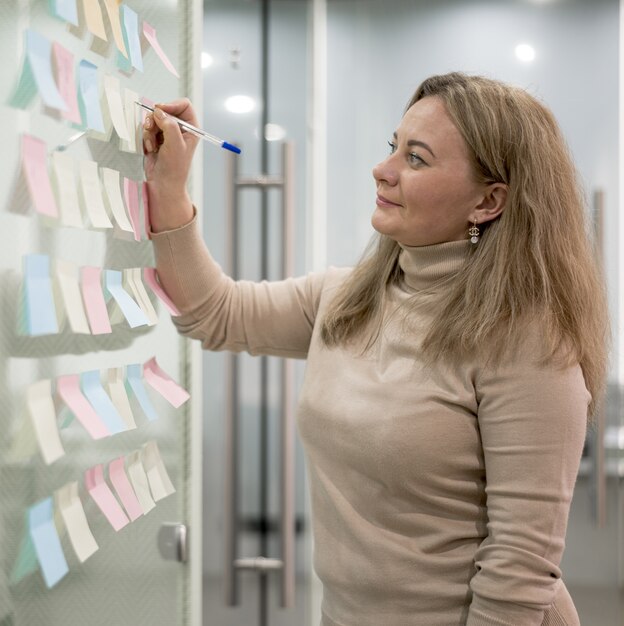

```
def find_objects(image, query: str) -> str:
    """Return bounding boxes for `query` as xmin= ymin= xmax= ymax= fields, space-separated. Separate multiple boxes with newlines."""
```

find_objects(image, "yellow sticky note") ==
xmin=83 ymin=0 xmax=107 ymax=40
xmin=102 ymin=0 xmax=128 ymax=58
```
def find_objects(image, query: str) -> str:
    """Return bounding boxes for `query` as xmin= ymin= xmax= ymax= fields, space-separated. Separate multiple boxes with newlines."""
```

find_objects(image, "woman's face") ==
xmin=371 ymin=96 xmax=486 ymax=247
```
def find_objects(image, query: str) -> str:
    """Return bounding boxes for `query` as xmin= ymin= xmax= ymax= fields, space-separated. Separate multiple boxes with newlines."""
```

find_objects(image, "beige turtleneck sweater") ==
xmin=151 ymin=216 xmax=588 ymax=626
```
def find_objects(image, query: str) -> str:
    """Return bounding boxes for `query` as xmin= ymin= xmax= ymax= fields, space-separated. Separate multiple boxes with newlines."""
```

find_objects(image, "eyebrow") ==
xmin=393 ymin=132 xmax=436 ymax=158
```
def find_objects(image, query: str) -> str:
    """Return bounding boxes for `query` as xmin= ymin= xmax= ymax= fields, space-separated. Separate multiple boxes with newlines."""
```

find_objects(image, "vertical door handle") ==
xmin=224 ymin=150 xmax=241 ymax=605
xmin=280 ymin=142 xmax=296 ymax=608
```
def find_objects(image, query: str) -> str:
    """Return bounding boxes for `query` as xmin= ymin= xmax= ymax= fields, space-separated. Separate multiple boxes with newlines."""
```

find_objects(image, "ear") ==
xmin=472 ymin=183 xmax=507 ymax=224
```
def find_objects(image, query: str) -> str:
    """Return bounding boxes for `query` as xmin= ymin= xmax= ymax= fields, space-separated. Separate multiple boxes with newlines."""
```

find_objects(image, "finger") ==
xmin=154 ymin=98 xmax=198 ymax=126
xmin=151 ymin=106 xmax=185 ymax=151
xmin=142 ymin=122 xmax=159 ymax=153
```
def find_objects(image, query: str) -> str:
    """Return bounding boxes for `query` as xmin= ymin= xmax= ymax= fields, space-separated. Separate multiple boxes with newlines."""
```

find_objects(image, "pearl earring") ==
xmin=468 ymin=219 xmax=480 ymax=244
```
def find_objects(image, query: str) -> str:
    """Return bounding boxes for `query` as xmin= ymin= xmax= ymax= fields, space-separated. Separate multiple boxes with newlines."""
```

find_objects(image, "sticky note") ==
xmin=50 ymin=0 xmax=79 ymax=25
xmin=120 ymin=5 xmax=143 ymax=72
xmin=102 ymin=0 xmax=128 ymax=58
xmin=125 ymin=364 xmax=159 ymax=422
xmin=105 ymin=270 xmax=149 ymax=328
xmin=82 ymin=0 xmax=107 ymax=40
xmin=142 ymin=441 xmax=176 ymax=501
xmin=107 ymin=368 xmax=136 ymax=430
xmin=126 ymin=451 xmax=155 ymax=514
xmin=81 ymin=370 xmax=127 ymax=434
xmin=85 ymin=465 xmax=129 ymax=531
xmin=51 ymin=43 xmax=82 ymax=125
xmin=25 ymin=30 xmax=68 ymax=111
xmin=103 ymin=75 xmax=130 ymax=140
xmin=124 ymin=268 xmax=158 ymax=326
xmin=77 ymin=60 xmax=105 ymax=133
xmin=143 ymin=357 xmax=190 ymax=408
xmin=51 ymin=152 xmax=83 ymax=228
xmin=10 ymin=519 xmax=39 ymax=584
xmin=55 ymin=259 xmax=91 ymax=334
xmin=55 ymin=482 xmax=98 ymax=563
xmin=101 ymin=168 xmax=133 ymax=232
xmin=26 ymin=380 xmax=64 ymax=465
xmin=23 ymin=255 xmax=59 ymax=336
xmin=29 ymin=497 xmax=69 ymax=588
xmin=57 ymin=374 xmax=110 ymax=439
xmin=80 ymin=266 xmax=112 ymax=334
xmin=123 ymin=178 xmax=141 ymax=241
xmin=143 ymin=268 xmax=181 ymax=316
xmin=109 ymin=457 xmax=143 ymax=521
xmin=142 ymin=22 xmax=179 ymax=78
xmin=78 ymin=160 xmax=112 ymax=228
xmin=21 ymin=134 xmax=58 ymax=218
xmin=119 ymin=88 xmax=139 ymax=153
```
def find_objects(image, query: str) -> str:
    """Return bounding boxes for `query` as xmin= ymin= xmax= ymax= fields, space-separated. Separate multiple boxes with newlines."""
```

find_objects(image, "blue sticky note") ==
xmin=105 ymin=270 xmax=149 ymax=328
xmin=10 ymin=517 xmax=39 ymax=585
xmin=126 ymin=364 xmax=158 ymax=421
xmin=120 ymin=5 xmax=143 ymax=72
xmin=28 ymin=498 xmax=69 ymax=589
xmin=81 ymin=370 xmax=127 ymax=434
xmin=50 ymin=0 xmax=79 ymax=25
xmin=25 ymin=30 xmax=68 ymax=111
xmin=23 ymin=255 xmax=59 ymax=336
xmin=77 ymin=60 xmax=105 ymax=133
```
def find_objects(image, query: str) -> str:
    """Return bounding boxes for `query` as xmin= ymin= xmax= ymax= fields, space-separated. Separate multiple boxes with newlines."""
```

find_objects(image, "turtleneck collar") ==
xmin=398 ymin=239 xmax=471 ymax=292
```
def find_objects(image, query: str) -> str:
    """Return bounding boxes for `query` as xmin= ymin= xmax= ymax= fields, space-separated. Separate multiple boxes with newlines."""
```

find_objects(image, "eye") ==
xmin=409 ymin=152 xmax=426 ymax=165
xmin=387 ymin=140 xmax=397 ymax=154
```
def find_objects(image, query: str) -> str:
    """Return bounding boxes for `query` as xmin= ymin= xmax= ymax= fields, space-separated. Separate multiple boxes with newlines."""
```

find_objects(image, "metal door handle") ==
xmin=223 ymin=143 xmax=297 ymax=607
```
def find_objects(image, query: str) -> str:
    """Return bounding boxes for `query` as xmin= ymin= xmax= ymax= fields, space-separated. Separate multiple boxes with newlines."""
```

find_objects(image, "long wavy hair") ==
xmin=320 ymin=72 xmax=610 ymax=420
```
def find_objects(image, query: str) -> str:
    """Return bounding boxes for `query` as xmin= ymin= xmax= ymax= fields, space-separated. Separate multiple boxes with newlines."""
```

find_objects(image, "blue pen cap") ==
xmin=222 ymin=142 xmax=242 ymax=154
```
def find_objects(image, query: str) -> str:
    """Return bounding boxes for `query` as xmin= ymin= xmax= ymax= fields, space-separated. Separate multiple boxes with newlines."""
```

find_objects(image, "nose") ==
xmin=372 ymin=154 xmax=398 ymax=186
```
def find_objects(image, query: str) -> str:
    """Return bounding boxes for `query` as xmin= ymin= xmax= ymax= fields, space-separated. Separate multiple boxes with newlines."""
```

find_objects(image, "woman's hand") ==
xmin=142 ymin=98 xmax=200 ymax=232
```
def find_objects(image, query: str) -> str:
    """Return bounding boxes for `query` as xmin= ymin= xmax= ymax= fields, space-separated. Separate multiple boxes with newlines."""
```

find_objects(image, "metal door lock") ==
xmin=158 ymin=523 xmax=188 ymax=563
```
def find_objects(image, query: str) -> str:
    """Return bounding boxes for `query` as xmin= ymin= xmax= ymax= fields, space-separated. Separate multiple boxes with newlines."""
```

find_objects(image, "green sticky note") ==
xmin=10 ymin=522 xmax=39 ymax=585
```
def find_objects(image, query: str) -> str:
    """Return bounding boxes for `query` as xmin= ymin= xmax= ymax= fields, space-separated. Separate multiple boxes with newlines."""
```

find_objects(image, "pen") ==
xmin=135 ymin=101 xmax=242 ymax=154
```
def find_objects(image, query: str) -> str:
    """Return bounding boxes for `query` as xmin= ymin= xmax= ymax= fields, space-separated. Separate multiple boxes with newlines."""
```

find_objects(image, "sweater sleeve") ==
xmin=150 ymin=214 xmax=326 ymax=359
xmin=466 ymin=334 xmax=590 ymax=626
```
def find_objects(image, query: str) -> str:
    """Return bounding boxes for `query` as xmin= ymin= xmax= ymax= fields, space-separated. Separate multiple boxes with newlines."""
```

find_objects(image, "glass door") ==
xmin=201 ymin=1 xmax=311 ymax=625
xmin=0 ymin=1 xmax=202 ymax=624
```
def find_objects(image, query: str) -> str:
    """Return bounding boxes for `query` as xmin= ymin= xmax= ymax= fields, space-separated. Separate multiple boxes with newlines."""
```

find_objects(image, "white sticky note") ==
xmin=124 ymin=268 xmax=158 ymax=326
xmin=103 ymin=74 xmax=130 ymax=140
xmin=79 ymin=160 xmax=112 ymax=229
xmin=101 ymin=167 xmax=133 ymax=232
xmin=51 ymin=152 xmax=83 ymax=228
xmin=126 ymin=450 xmax=155 ymax=514
xmin=55 ymin=259 xmax=91 ymax=334
xmin=142 ymin=441 xmax=175 ymax=501
xmin=107 ymin=368 xmax=136 ymax=430
xmin=27 ymin=380 xmax=65 ymax=465
xmin=119 ymin=88 xmax=139 ymax=153
xmin=55 ymin=482 xmax=98 ymax=563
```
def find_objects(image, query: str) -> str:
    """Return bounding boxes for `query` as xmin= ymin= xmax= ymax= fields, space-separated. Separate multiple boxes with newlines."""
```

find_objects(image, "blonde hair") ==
xmin=320 ymin=72 xmax=610 ymax=420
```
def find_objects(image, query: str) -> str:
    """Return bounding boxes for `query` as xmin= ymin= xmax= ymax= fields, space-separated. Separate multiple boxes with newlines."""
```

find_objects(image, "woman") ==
xmin=143 ymin=72 xmax=609 ymax=625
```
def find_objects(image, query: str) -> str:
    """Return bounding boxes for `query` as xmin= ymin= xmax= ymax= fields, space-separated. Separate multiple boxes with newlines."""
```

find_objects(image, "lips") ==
xmin=376 ymin=193 xmax=401 ymax=207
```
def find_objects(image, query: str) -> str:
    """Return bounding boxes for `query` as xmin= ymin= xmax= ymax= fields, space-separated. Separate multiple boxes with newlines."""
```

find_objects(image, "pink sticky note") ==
xmin=81 ymin=267 xmax=112 ymax=334
xmin=123 ymin=178 xmax=141 ymax=242
xmin=85 ymin=464 xmax=129 ymax=531
xmin=57 ymin=374 xmax=110 ymax=439
xmin=108 ymin=457 xmax=143 ymax=521
xmin=21 ymin=134 xmax=58 ymax=218
xmin=143 ymin=356 xmax=190 ymax=408
xmin=142 ymin=22 xmax=179 ymax=78
xmin=52 ymin=43 xmax=81 ymax=125
xmin=142 ymin=182 xmax=151 ymax=239
xmin=143 ymin=268 xmax=181 ymax=316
